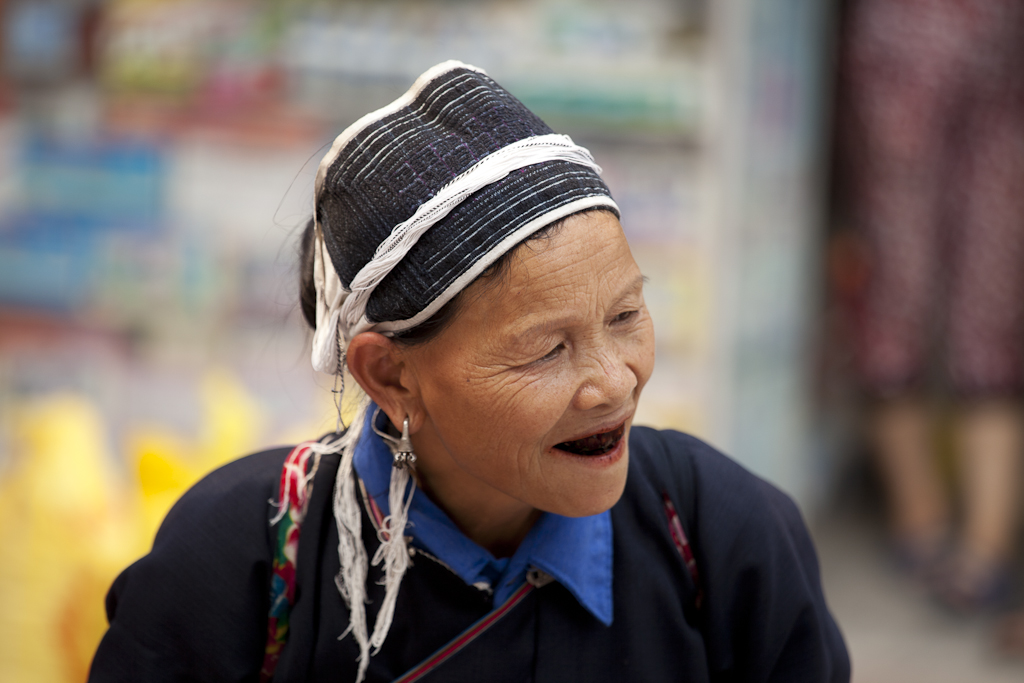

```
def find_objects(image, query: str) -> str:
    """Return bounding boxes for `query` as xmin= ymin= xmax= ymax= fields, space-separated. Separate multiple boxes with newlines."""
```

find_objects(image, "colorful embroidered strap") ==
xmin=260 ymin=442 xmax=321 ymax=683
xmin=393 ymin=582 xmax=536 ymax=683
xmin=663 ymin=492 xmax=703 ymax=609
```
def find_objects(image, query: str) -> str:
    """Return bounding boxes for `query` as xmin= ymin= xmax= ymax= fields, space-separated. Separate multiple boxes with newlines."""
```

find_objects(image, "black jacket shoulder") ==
xmin=90 ymin=447 xmax=294 ymax=683
xmin=624 ymin=426 xmax=851 ymax=682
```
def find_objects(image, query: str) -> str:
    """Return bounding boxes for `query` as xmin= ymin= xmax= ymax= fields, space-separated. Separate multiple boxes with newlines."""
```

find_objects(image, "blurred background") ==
xmin=0 ymin=0 xmax=1022 ymax=681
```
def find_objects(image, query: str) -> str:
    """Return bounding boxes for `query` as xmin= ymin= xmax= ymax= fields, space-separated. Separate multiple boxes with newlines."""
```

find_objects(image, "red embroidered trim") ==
xmin=260 ymin=442 xmax=319 ymax=682
xmin=663 ymin=492 xmax=703 ymax=609
xmin=393 ymin=582 xmax=535 ymax=683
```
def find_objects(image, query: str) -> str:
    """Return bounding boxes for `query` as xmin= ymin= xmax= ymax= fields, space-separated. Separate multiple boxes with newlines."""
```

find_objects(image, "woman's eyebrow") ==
xmin=607 ymin=274 xmax=647 ymax=303
xmin=623 ymin=274 xmax=647 ymax=296
xmin=515 ymin=315 xmax=575 ymax=341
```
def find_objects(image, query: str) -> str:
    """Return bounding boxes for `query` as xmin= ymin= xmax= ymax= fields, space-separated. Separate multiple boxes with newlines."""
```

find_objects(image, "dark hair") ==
xmin=298 ymin=217 xmax=319 ymax=330
xmin=298 ymin=208 xmax=609 ymax=347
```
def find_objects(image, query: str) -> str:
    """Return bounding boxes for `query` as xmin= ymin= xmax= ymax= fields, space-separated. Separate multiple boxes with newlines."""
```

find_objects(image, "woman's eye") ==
xmin=538 ymin=343 xmax=564 ymax=362
xmin=613 ymin=310 xmax=638 ymax=324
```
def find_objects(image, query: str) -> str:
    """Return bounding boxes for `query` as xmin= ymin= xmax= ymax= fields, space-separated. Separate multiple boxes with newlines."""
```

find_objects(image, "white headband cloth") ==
xmin=310 ymin=133 xmax=617 ymax=373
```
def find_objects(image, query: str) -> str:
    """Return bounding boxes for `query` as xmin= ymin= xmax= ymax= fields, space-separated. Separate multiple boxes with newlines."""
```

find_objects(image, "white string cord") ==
xmin=311 ymin=224 xmax=346 ymax=373
xmin=368 ymin=459 xmax=414 ymax=653
xmin=330 ymin=396 xmax=418 ymax=683
xmin=331 ymin=396 xmax=372 ymax=681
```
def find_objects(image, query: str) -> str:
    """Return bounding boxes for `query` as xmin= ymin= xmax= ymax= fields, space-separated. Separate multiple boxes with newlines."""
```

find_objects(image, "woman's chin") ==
xmin=541 ymin=439 xmax=630 ymax=517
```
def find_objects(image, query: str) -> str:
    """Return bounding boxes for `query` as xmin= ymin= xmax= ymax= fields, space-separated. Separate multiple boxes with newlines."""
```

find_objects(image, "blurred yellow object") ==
xmin=0 ymin=368 xmax=272 ymax=682
xmin=126 ymin=368 xmax=265 ymax=543
xmin=0 ymin=393 xmax=137 ymax=683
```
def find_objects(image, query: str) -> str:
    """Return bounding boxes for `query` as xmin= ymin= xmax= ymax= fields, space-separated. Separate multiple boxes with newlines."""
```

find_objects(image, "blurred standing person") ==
xmin=840 ymin=0 xmax=1024 ymax=611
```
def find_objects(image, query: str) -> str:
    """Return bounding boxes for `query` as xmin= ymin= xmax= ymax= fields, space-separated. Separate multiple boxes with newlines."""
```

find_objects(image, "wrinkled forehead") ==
xmin=453 ymin=212 xmax=642 ymax=332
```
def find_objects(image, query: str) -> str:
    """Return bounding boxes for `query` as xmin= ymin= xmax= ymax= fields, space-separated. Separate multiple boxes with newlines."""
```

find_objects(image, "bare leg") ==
xmin=929 ymin=400 xmax=1023 ymax=611
xmin=871 ymin=397 xmax=949 ymax=557
xmin=957 ymin=399 xmax=1022 ymax=568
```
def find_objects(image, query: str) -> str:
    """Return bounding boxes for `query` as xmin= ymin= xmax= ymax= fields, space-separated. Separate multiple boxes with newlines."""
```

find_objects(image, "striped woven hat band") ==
xmin=311 ymin=60 xmax=618 ymax=372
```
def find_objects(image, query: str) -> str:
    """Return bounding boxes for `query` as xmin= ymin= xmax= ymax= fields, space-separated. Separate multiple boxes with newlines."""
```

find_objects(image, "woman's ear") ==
xmin=346 ymin=332 xmax=421 ymax=430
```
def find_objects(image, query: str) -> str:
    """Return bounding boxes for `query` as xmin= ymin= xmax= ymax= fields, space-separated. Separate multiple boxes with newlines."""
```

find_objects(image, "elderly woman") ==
xmin=90 ymin=62 xmax=848 ymax=683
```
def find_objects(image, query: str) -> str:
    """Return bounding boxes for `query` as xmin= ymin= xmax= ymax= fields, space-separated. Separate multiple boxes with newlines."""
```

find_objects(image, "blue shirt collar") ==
xmin=352 ymin=404 xmax=613 ymax=625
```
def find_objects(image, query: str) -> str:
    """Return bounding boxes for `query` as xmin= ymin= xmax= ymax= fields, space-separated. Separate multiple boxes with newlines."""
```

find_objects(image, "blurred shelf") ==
xmin=103 ymin=96 xmax=328 ymax=149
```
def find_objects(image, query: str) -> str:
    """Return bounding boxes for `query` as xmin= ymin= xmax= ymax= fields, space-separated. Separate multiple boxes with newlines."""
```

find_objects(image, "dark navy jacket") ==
xmin=90 ymin=427 xmax=850 ymax=682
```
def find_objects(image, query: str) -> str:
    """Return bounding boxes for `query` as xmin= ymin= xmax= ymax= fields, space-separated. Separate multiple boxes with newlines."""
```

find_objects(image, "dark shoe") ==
xmin=929 ymin=551 xmax=1013 ymax=615
xmin=892 ymin=531 xmax=948 ymax=584
xmin=994 ymin=611 xmax=1024 ymax=657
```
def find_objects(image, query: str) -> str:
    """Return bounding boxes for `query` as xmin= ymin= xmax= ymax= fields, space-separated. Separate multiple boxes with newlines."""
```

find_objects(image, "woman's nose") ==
xmin=573 ymin=345 xmax=637 ymax=411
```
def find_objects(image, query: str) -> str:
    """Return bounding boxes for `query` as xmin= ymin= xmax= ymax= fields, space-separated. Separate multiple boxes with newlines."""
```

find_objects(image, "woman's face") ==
xmin=401 ymin=210 xmax=655 ymax=518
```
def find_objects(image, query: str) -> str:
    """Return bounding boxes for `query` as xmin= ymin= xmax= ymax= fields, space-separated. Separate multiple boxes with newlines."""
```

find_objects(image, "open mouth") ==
xmin=555 ymin=422 xmax=626 ymax=456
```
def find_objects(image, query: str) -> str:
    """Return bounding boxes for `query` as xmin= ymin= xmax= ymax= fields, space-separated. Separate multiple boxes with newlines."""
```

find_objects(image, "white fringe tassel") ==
xmin=369 ymin=458 xmax=414 ymax=653
xmin=331 ymin=396 xmax=417 ymax=683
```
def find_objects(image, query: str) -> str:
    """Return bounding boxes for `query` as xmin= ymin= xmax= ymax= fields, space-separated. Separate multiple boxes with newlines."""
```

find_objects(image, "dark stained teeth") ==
xmin=556 ymin=423 xmax=625 ymax=456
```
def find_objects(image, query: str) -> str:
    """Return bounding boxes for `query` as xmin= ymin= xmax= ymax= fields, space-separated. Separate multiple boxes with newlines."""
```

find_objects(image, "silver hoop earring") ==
xmin=372 ymin=407 xmax=417 ymax=469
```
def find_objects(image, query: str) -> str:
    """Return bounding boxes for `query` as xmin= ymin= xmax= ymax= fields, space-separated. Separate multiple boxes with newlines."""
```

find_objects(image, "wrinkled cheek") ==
xmin=480 ymin=387 xmax=565 ymax=476
xmin=482 ymin=369 xmax=568 ymax=419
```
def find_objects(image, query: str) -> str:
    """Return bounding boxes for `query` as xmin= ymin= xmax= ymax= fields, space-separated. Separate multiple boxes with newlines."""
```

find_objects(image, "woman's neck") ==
xmin=410 ymin=430 xmax=541 ymax=559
